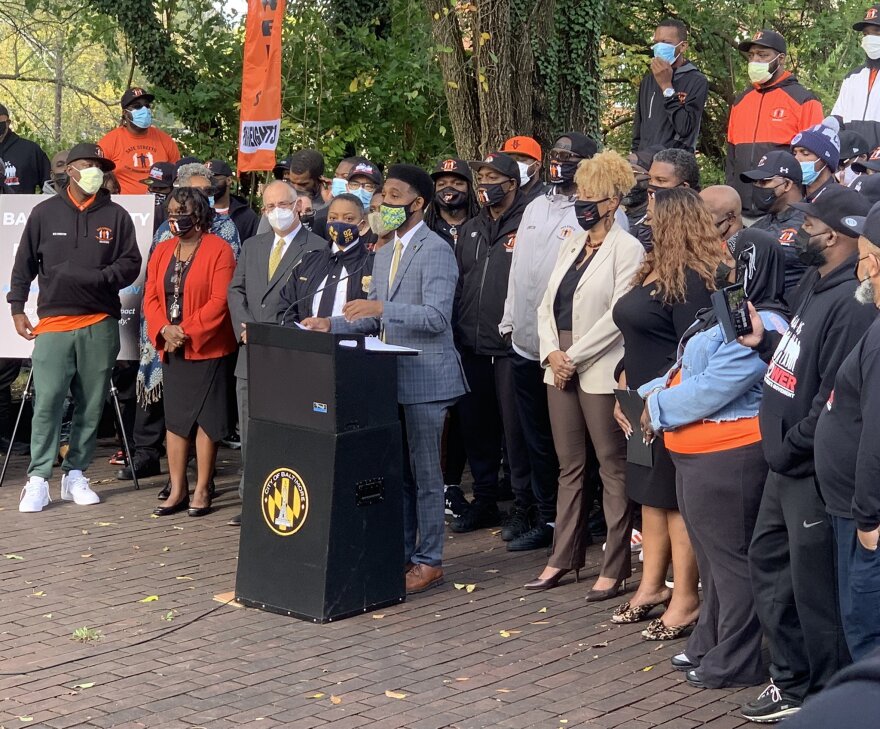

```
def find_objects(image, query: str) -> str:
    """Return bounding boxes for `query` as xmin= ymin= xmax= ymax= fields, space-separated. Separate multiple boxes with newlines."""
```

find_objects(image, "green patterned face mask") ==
xmin=379 ymin=203 xmax=410 ymax=232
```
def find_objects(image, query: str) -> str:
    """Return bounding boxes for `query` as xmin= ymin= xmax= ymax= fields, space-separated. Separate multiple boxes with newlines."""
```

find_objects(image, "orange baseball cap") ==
xmin=502 ymin=136 xmax=542 ymax=162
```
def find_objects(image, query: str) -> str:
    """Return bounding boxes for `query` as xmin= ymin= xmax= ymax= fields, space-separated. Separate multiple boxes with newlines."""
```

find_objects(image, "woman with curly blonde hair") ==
xmin=610 ymin=186 xmax=722 ymax=640
xmin=525 ymin=150 xmax=645 ymax=598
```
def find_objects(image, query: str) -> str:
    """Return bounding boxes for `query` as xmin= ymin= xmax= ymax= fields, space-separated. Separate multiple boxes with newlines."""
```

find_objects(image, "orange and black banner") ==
xmin=237 ymin=0 xmax=286 ymax=173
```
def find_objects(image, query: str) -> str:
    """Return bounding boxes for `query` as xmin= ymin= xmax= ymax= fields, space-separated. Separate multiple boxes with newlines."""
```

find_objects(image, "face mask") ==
xmin=328 ymin=221 xmax=360 ymax=248
xmin=435 ymin=187 xmax=467 ymax=209
xmin=795 ymin=228 xmax=828 ymax=267
xmin=863 ymin=34 xmax=880 ymax=60
xmin=622 ymin=180 xmax=648 ymax=209
xmin=840 ymin=165 xmax=860 ymax=186
xmin=800 ymin=160 xmax=824 ymax=186
xmin=129 ymin=107 xmax=153 ymax=129
xmin=368 ymin=211 xmax=394 ymax=237
xmin=652 ymin=41 xmax=681 ymax=65
xmin=574 ymin=199 xmax=609 ymax=232
xmin=300 ymin=211 xmax=315 ymax=229
xmin=154 ymin=192 xmax=167 ymax=205
xmin=714 ymin=261 xmax=733 ymax=289
xmin=635 ymin=222 xmax=654 ymax=251
xmin=331 ymin=177 xmax=348 ymax=197
xmin=0 ymin=121 xmax=7 ymax=138
xmin=517 ymin=161 xmax=536 ymax=187
xmin=477 ymin=182 xmax=509 ymax=207
xmin=350 ymin=187 xmax=373 ymax=208
xmin=213 ymin=181 xmax=228 ymax=200
xmin=74 ymin=166 xmax=104 ymax=195
xmin=169 ymin=214 xmax=196 ymax=237
xmin=207 ymin=195 xmax=215 ymax=207
xmin=379 ymin=202 xmax=411 ymax=232
xmin=52 ymin=173 xmax=69 ymax=188
xmin=752 ymin=183 xmax=782 ymax=213
xmin=549 ymin=160 xmax=579 ymax=186
xmin=267 ymin=207 xmax=296 ymax=232
xmin=747 ymin=56 xmax=779 ymax=85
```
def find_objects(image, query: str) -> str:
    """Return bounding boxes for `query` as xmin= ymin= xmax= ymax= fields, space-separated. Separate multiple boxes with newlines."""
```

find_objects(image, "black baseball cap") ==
xmin=853 ymin=146 xmax=880 ymax=173
xmin=849 ymin=172 xmax=880 ymax=204
xmin=431 ymin=158 xmax=472 ymax=183
xmin=854 ymin=4 xmax=880 ymax=30
xmin=839 ymin=130 xmax=871 ymax=162
xmin=555 ymin=131 xmax=598 ymax=160
xmin=840 ymin=200 xmax=880 ymax=245
xmin=272 ymin=154 xmax=292 ymax=178
xmin=141 ymin=162 xmax=176 ymax=187
xmin=738 ymin=29 xmax=787 ymax=54
xmin=740 ymin=150 xmax=802 ymax=185
xmin=790 ymin=185 xmax=872 ymax=235
xmin=347 ymin=158 xmax=383 ymax=186
xmin=468 ymin=152 xmax=520 ymax=181
xmin=67 ymin=142 xmax=115 ymax=172
xmin=205 ymin=159 xmax=233 ymax=177
xmin=121 ymin=87 xmax=154 ymax=108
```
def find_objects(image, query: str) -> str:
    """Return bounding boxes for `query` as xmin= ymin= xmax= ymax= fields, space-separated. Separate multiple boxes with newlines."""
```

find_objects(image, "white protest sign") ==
xmin=0 ymin=194 xmax=154 ymax=360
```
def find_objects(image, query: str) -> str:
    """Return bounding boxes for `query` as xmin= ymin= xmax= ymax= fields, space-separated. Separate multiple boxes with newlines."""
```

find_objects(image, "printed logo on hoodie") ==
xmin=765 ymin=315 xmax=803 ymax=398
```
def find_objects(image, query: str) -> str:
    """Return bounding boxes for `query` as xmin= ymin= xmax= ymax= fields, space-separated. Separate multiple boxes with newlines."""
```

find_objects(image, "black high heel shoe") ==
xmin=153 ymin=495 xmax=189 ymax=516
xmin=524 ymin=568 xmax=580 ymax=590
xmin=585 ymin=578 xmax=627 ymax=603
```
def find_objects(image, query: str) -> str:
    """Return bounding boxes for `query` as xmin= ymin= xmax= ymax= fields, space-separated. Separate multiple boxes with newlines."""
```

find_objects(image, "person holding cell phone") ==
xmin=637 ymin=226 xmax=789 ymax=689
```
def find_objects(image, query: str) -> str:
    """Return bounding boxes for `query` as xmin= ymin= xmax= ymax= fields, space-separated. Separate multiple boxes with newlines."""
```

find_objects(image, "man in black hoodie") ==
xmin=9 ymin=143 xmax=142 ymax=513
xmin=738 ymin=185 xmax=874 ymax=723
xmin=0 ymin=103 xmax=51 ymax=194
xmin=631 ymin=19 xmax=708 ymax=154
xmin=450 ymin=152 xmax=530 ymax=533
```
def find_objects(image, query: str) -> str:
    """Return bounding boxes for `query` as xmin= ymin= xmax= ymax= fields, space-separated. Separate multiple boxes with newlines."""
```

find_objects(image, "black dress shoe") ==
xmin=450 ymin=500 xmax=501 ymax=533
xmin=118 ymin=459 xmax=161 ymax=481
xmin=158 ymin=479 xmax=171 ymax=500
xmin=227 ymin=512 xmax=242 ymax=526
xmin=685 ymin=669 xmax=706 ymax=688
xmin=188 ymin=504 xmax=213 ymax=517
xmin=153 ymin=496 xmax=189 ymax=516
xmin=671 ymin=653 xmax=697 ymax=672
xmin=508 ymin=523 xmax=554 ymax=552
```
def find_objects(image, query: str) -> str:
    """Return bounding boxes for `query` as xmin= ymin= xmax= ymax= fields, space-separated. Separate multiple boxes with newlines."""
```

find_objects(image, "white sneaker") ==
xmin=61 ymin=472 xmax=100 ymax=505
xmin=19 ymin=478 xmax=50 ymax=512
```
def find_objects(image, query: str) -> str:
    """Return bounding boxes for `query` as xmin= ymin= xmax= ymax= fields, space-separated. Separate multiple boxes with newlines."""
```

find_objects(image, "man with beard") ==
xmin=424 ymin=158 xmax=479 ymax=248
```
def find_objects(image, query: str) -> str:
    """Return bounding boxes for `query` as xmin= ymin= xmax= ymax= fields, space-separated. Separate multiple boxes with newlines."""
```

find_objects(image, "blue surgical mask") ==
xmin=129 ymin=107 xmax=152 ymax=129
xmin=208 ymin=195 xmax=215 ymax=207
xmin=652 ymin=41 xmax=681 ymax=65
xmin=350 ymin=187 xmax=373 ymax=208
xmin=331 ymin=177 xmax=348 ymax=197
xmin=800 ymin=160 xmax=823 ymax=186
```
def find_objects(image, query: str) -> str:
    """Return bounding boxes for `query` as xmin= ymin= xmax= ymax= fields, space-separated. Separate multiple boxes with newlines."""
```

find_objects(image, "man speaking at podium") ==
xmin=302 ymin=164 xmax=467 ymax=595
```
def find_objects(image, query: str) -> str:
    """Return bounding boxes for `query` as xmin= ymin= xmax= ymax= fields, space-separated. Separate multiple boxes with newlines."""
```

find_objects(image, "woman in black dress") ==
xmin=610 ymin=187 xmax=721 ymax=639
xmin=144 ymin=188 xmax=238 ymax=517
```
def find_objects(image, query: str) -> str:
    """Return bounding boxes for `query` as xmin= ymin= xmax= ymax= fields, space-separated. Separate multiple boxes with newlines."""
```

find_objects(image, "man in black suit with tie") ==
xmin=226 ymin=180 xmax=326 ymax=525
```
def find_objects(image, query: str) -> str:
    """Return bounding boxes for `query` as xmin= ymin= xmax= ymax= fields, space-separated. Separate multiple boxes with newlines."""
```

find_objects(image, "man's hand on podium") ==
xmin=301 ymin=317 xmax=331 ymax=332
xmin=342 ymin=300 xmax=383 ymax=322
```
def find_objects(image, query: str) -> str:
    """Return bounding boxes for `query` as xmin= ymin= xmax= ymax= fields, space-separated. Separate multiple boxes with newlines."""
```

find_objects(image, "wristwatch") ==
xmin=663 ymin=87 xmax=676 ymax=99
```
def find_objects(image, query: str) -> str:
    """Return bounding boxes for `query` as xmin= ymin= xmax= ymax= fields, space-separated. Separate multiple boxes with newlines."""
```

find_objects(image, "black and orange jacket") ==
xmin=726 ymin=72 xmax=823 ymax=215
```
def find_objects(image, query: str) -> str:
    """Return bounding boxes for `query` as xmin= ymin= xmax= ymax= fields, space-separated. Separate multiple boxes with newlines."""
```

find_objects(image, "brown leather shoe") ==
xmin=405 ymin=563 xmax=444 ymax=594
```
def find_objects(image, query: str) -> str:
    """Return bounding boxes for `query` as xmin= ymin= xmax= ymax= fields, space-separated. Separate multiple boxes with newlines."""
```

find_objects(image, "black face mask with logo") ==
xmin=795 ymin=228 xmax=829 ymax=267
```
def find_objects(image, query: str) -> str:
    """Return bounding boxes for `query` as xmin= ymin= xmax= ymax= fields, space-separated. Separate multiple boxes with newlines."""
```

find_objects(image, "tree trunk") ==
xmin=474 ymin=0 xmax=515 ymax=154
xmin=53 ymin=30 xmax=63 ymax=144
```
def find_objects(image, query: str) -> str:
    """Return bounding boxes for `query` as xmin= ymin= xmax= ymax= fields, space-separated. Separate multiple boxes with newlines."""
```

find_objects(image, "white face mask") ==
xmin=840 ymin=165 xmax=861 ymax=186
xmin=863 ymin=34 xmax=880 ymax=60
xmin=267 ymin=207 xmax=296 ymax=232
xmin=74 ymin=166 xmax=104 ymax=195
xmin=517 ymin=160 xmax=535 ymax=187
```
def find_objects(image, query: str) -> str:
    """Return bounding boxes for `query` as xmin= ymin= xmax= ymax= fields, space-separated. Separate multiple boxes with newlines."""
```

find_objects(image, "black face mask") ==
xmin=169 ymin=214 xmax=197 ymax=237
xmin=795 ymin=228 xmax=828 ymax=267
xmin=300 ymin=211 xmax=316 ymax=229
xmin=549 ymin=160 xmax=579 ymax=186
xmin=622 ymin=180 xmax=648 ymax=208
xmin=574 ymin=199 xmax=609 ymax=232
xmin=435 ymin=187 xmax=467 ymax=210
xmin=0 ymin=121 xmax=7 ymax=138
xmin=714 ymin=261 xmax=733 ymax=289
xmin=52 ymin=173 xmax=69 ymax=188
xmin=154 ymin=192 xmax=168 ymax=205
xmin=635 ymin=222 xmax=654 ymax=251
xmin=477 ymin=182 xmax=509 ymax=207
xmin=752 ymin=183 xmax=781 ymax=214
xmin=213 ymin=181 xmax=228 ymax=200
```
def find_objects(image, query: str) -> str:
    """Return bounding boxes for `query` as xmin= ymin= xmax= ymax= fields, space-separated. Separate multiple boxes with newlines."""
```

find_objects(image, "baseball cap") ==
xmin=740 ymin=150 xmax=803 ymax=185
xmin=790 ymin=185 xmax=871 ymax=235
xmin=205 ymin=159 xmax=233 ymax=177
xmin=347 ymin=158 xmax=383 ymax=186
xmin=175 ymin=156 xmax=200 ymax=171
xmin=67 ymin=142 xmax=115 ymax=172
xmin=737 ymin=29 xmax=787 ymax=54
xmin=840 ymin=200 xmax=880 ymax=245
xmin=849 ymin=172 xmax=880 ymax=204
xmin=431 ymin=158 xmax=472 ymax=182
xmin=854 ymin=4 xmax=880 ymax=30
xmin=272 ymin=154 xmax=292 ymax=178
xmin=468 ymin=152 xmax=520 ymax=181
xmin=852 ymin=145 xmax=880 ymax=173
xmin=121 ymin=87 xmax=154 ymax=108
xmin=839 ymin=130 xmax=871 ymax=162
xmin=141 ymin=162 xmax=176 ymax=187
xmin=502 ymin=136 xmax=542 ymax=162
xmin=555 ymin=131 xmax=598 ymax=160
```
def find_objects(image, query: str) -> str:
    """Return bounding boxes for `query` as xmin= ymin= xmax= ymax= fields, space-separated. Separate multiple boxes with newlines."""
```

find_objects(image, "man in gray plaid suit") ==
xmin=303 ymin=164 xmax=467 ymax=595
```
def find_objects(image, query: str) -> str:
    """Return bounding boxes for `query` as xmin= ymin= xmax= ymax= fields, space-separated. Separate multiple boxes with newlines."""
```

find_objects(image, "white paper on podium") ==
xmin=338 ymin=337 xmax=420 ymax=354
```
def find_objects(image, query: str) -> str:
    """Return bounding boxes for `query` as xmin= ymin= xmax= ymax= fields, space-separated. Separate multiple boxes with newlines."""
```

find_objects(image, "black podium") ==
xmin=235 ymin=324 xmax=406 ymax=622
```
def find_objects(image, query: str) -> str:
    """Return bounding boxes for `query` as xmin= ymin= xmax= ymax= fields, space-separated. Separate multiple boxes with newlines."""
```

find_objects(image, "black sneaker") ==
xmin=117 ymin=458 xmax=161 ymax=481
xmin=444 ymin=485 xmax=469 ymax=517
xmin=741 ymin=682 xmax=802 ymax=723
xmin=450 ymin=500 xmax=501 ymax=533
xmin=501 ymin=507 xmax=532 ymax=541
xmin=507 ymin=523 xmax=554 ymax=552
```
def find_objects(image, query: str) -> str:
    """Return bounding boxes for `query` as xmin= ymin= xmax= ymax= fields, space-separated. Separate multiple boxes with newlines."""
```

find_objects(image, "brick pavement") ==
xmin=0 ymin=441 xmax=759 ymax=728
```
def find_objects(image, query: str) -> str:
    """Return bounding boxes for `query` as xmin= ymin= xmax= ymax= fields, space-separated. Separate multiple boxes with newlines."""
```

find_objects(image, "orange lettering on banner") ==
xmin=237 ymin=0 xmax=286 ymax=173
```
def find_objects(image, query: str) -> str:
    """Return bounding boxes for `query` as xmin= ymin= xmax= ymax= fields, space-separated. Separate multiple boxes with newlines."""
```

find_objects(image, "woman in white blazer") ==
xmin=525 ymin=151 xmax=645 ymax=599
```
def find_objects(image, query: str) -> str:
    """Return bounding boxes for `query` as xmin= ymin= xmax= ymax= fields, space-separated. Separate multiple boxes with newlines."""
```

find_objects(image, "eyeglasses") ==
xmin=549 ymin=149 xmax=584 ymax=163
xmin=347 ymin=180 xmax=378 ymax=193
xmin=263 ymin=201 xmax=295 ymax=212
xmin=127 ymin=101 xmax=151 ymax=110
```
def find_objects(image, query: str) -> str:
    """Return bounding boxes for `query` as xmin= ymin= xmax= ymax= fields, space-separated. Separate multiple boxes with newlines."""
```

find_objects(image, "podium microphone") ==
xmin=279 ymin=257 xmax=370 ymax=327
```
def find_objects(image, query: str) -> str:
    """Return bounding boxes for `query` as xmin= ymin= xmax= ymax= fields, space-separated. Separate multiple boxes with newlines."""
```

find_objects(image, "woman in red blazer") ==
xmin=144 ymin=188 xmax=237 ymax=518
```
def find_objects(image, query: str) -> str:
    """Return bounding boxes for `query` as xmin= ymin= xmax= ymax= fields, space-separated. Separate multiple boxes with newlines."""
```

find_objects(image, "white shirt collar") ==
xmin=394 ymin=221 xmax=423 ymax=253
xmin=279 ymin=223 xmax=301 ymax=245
xmin=332 ymin=239 xmax=361 ymax=255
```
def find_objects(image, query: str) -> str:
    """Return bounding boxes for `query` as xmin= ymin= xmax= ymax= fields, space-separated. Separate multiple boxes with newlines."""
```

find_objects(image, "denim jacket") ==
xmin=638 ymin=310 xmax=788 ymax=431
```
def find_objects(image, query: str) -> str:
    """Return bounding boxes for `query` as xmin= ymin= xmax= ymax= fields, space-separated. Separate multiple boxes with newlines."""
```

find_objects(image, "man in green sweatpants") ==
xmin=7 ymin=142 xmax=142 ymax=513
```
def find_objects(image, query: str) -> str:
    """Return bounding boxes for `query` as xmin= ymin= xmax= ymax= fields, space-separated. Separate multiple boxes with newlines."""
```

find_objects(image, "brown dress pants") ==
xmin=547 ymin=331 xmax=632 ymax=581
